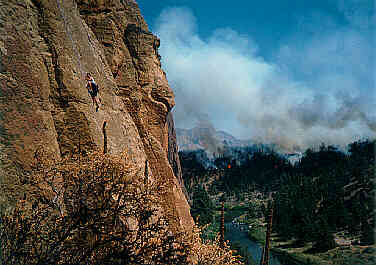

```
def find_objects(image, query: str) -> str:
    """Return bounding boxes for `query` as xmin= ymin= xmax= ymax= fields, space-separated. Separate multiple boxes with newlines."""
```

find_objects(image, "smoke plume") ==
xmin=155 ymin=5 xmax=375 ymax=151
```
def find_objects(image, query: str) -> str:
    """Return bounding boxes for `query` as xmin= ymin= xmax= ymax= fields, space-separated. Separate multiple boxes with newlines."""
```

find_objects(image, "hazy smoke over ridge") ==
xmin=155 ymin=5 xmax=375 ymax=151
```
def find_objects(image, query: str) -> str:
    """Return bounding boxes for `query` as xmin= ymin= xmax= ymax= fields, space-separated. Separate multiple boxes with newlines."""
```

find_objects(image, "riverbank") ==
xmin=248 ymin=222 xmax=376 ymax=265
xmin=209 ymin=198 xmax=375 ymax=265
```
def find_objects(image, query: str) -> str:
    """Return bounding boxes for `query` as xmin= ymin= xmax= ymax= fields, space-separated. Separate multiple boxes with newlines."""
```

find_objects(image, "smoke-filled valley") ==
xmin=178 ymin=134 xmax=375 ymax=264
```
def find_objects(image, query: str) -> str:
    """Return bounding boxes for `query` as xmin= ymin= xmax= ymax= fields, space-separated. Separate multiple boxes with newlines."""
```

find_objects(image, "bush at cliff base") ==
xmin=0 ymin=151 xmax=243 ymax=265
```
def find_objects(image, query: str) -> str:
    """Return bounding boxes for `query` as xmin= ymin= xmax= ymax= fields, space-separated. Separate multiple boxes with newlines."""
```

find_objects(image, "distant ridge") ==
xmin=176 ymin=127 xmax=253 ymax=152
xmin=176 ymin=126 xmax=303 ymax=164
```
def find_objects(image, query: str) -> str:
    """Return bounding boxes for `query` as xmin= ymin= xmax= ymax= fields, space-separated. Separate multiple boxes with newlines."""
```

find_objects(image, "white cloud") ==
xmin=155 ymin=6 xmax=375 ymax=151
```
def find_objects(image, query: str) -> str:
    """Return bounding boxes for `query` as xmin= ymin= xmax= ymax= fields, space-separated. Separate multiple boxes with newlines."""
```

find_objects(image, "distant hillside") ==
xmin=176 ymin=126 xmax=302 ymax=164
xmin=176 ymin=127 xmax=253 ymax=152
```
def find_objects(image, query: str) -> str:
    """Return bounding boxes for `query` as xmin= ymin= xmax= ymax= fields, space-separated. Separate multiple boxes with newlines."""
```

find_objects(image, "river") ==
xmin=225 ymin=223 xmax=303 ymax=265
xmin=225 ymin=223 xmax=282 ymax=265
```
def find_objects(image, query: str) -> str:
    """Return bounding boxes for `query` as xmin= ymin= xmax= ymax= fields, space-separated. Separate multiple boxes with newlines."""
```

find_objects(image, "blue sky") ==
xmin=137 ymin=0 xmax=375 ymax=150
xmin=138 ymin=0 xmax=349 ymax=59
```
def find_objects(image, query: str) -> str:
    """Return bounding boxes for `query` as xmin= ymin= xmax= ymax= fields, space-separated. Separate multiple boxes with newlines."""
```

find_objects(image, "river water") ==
xmin=225 ymin=223 xmax=283 ymax=265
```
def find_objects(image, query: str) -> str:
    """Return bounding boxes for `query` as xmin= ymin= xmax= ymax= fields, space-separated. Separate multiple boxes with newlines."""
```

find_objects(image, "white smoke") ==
xmin=154 ymin=6 xmax=375 ymax=151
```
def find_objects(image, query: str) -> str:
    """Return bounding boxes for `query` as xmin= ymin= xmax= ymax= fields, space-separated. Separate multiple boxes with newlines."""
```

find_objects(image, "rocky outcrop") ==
xmin=0 ymin=0 xmax=192 ymax=232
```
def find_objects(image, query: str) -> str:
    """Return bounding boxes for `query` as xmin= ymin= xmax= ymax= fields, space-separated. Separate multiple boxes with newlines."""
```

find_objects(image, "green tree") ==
xmin=191 ymin=185 xmax=215 ymax=226
xmin=311 ymin=218 xmax=337 ymax=252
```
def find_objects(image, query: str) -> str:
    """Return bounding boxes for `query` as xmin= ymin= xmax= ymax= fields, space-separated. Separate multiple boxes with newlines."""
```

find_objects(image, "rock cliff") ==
xmin=0 ymin=0 xmax=192 ymax=232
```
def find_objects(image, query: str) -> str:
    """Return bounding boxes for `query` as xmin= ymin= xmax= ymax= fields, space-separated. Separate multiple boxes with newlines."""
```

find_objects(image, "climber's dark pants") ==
xmin=89 ymin=90 xmax=100 ymax=108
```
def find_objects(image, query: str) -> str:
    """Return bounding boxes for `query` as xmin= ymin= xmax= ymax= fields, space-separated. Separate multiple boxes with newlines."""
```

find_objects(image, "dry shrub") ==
xmin=183 ymin=225 xmax=243 ymax=265
xmin=0 ymin=151 xmax=243 ymax=265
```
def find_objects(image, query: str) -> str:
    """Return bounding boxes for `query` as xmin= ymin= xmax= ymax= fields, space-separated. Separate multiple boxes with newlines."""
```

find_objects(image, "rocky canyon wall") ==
xmin=0 ymin=0 xmax=192 ymax=232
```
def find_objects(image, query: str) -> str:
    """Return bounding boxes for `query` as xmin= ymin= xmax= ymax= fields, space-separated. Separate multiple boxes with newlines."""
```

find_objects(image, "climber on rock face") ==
xmin=86 ymin=72 xmax=101 ymax=112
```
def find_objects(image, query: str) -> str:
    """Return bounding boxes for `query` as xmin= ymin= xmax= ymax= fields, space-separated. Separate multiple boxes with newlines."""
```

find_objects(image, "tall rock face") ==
xmin=0 ymin=0 xmax=193 ymax=232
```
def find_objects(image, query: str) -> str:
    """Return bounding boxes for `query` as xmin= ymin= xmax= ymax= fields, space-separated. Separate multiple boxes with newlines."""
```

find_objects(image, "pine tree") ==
xmin=191 ymin=185 xmax=214 ymax=226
